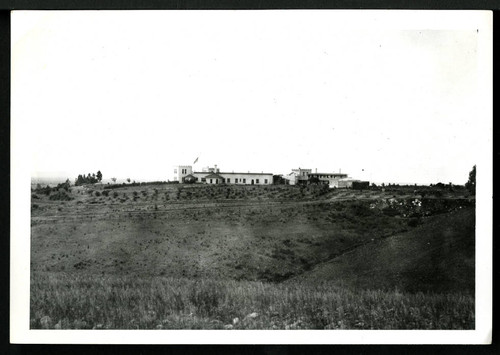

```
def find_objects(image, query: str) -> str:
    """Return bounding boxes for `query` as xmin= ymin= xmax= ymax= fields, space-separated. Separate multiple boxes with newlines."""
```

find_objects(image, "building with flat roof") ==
xmin=174 ymin=165 xmax=273 ymax=185
xmin=173 ymin=165 xmax=193 ymax=182
xmin=283 ymin=168 xmax=349 ymax=188
xmin=283 ymin=168 xmax=312 ymax=185
xmin=173 ymin=164 xmax=360 ymax=188
xmin=309 ymin=172 xmax=348 ymax=188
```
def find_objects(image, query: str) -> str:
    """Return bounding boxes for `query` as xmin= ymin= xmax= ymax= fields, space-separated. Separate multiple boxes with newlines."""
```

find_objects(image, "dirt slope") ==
xmin=31 ymin=183 xmax=474 ymax=292
xmin=288 ymin=207 xmax=475 ymax=293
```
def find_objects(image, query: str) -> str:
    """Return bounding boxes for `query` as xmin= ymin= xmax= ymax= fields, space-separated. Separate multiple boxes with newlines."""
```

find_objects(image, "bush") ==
xmin=348 ymin=202 xmax=373 ymax=217
xmin=49 ymin=191 xmax=73 ymax=201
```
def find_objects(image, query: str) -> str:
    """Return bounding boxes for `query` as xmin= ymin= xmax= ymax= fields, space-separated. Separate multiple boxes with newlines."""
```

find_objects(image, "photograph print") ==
xmin=11 ymin=10 xmax=492 ymax=344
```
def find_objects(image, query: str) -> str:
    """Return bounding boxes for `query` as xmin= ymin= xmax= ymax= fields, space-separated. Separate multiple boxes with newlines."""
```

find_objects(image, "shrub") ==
xmin=49 ymin=191 xmax=73 ymax=201
xmin=348 ymin=202 xmax=373 ymax=217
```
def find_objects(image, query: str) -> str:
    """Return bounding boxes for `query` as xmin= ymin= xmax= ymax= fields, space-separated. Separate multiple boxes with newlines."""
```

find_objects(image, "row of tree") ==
xmin=75 ymin=171 xmax=103 ymax=186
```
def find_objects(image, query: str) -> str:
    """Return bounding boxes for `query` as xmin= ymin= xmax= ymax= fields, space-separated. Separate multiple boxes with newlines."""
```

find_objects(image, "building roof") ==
xmin=309 ymin=173 xmax=348 ymax=177
xmin=204 ymin=173 xmax=225 ymax=179
xmin=194 ymin=171 xmax=273 ymax=176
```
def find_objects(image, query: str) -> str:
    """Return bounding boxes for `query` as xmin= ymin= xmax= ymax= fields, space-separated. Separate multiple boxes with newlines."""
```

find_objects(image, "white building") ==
xmin=308 ymin=172 xmax=349 ymax=188
xmin=283 ymin=168 xmax=312 ymax=185
xmin=173 ymin=165 xmax=193 ymax=182
xmin=174 ymin=165 xmax=273 ymax=185
xmin=338 ymin=178 xmax=364 ymax=189
xmin=283 ymin=168 xmax=349 ymax=188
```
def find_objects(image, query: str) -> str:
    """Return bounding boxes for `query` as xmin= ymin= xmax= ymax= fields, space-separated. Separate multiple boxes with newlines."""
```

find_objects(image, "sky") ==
xmin=12 ymin=11 xmax=492 ymax=184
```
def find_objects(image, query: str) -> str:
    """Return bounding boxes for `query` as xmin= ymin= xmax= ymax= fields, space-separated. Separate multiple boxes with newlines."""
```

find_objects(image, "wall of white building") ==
xmin=173 ymin=165 xmax=193 ymax=182
xmin=220 ymin=173 xmax=273 ymax=185
xmin=309 ymin=173 xmax=349 ymax=188
xmin=191 ymin=171 xmax=272 ymax=185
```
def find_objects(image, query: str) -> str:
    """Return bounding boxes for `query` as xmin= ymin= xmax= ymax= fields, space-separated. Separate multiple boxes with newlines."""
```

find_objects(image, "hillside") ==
xmin=31 ymin=183 xmax=474 ymax=288
xmin=288 ymin=207 xmax=475 ymax=293
xmin=30 ymin=183 xmax=475 ymax=329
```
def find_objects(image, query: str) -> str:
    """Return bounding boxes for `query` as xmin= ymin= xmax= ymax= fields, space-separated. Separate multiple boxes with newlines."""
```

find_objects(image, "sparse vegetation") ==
xmin=49 ymin=190 xmax=73 ymax=201
xmin=30 ymin=273 xmax=474 ymax=330
xmin=30 ymin=180 xmax=475 ymax=330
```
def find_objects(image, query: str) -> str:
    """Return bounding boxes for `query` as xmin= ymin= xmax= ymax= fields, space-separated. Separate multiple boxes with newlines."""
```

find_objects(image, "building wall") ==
xmin=220 ymin=173 xmax=273 ymax=185
xmin=192 ymin=172 xmax=207 ymax=182
xmin=283 ymin=173 xmax=298 ymax=185
xmin=173 ymin=165 xmax=193 ymax=182
xmin=338 ymin=178 xmax=356 ymax=188
xmin=309 ymin=173 xmax=349 ymax=188
xmin=205 ymin=176 xmax=223 ymax=184
xmin=291 ymin=168 xmax=312 ymax=182
xmin=284 ymin=168 xmax=312 ymax=185
xmin=191 ymin=171 xmax=272 ymax=185
xmin=325 ymin=177 xmax=342 ymax=188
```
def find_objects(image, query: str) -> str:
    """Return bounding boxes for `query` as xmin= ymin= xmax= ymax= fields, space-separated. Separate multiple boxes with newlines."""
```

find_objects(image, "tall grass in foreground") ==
xmin=31 ymin=272 xmax=474 ymax=330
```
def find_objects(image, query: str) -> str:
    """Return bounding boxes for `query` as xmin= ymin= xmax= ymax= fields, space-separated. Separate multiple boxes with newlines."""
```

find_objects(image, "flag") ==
xmin=193 ymin=157 xmax=199 ymax=164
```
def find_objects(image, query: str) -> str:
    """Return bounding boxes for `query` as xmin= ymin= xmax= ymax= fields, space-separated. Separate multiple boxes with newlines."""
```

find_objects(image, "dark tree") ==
xmin=465 ymin=165 xmax=476 ymax=195
xmin=273 ymin=175 xmax=287 ymax=185
xmin=308 ymin=175 xmax=321 ymax=185
xmin=75 ymin=171 xmax=101 ymax=185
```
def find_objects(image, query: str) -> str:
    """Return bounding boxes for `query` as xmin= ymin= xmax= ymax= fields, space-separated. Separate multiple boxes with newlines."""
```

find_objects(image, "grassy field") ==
xmin=30 ymin=183 xmax=475 ymax=329
xmin=31 ymin=273 xmax=474 ymax=330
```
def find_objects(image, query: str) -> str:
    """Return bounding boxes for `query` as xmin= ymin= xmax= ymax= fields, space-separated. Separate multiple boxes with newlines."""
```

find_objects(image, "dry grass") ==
xmin=31 ymin=272 xmax=474 ymax=330
xmin=30 ymin=184 xmax=475 ymax=330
